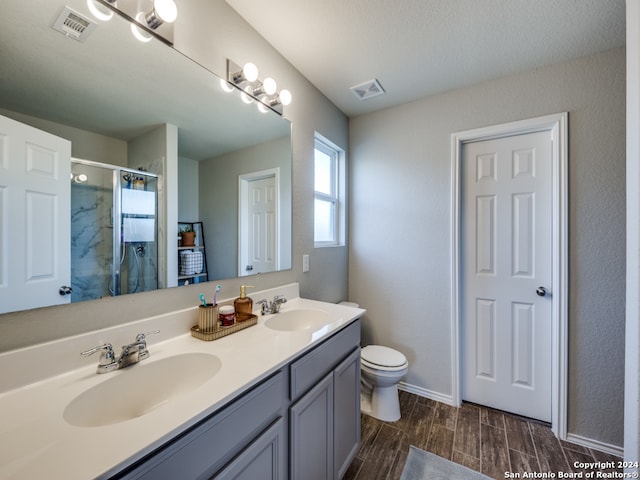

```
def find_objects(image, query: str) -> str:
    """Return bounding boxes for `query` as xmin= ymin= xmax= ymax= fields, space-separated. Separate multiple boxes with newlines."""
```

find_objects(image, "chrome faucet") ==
xmin=81 ymin=330 xmax=159 ymax=374
xmin=256 ymin=295 xmax=287 ymax=315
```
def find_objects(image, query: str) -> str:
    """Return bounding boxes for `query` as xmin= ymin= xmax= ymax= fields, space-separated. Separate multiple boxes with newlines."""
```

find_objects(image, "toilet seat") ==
xmin=361 ymin=345 xmax=408 ymax=371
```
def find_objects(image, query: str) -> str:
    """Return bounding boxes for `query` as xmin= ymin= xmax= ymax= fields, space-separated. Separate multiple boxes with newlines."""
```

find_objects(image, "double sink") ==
xmin=63 ymin=308 xmax=330 ymax=428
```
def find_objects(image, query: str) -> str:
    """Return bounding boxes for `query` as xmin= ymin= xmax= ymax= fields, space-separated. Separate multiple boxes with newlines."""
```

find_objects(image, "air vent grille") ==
xmin=52 ymin=6 xmax=96 ymax=42
xmin=350 ymin=79 xmax=385 ymax=101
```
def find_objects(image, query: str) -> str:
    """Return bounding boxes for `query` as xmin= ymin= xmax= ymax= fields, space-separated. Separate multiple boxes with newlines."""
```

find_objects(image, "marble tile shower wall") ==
xmin=71 ymin=182 xmax=158 ymax=302
xmin=71 ymin=182 xmax=113 ymax=302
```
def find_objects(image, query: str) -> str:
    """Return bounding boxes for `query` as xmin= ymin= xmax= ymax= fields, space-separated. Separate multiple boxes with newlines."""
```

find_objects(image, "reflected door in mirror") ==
xmin=0 ymin=115 xmax=71 ymax=314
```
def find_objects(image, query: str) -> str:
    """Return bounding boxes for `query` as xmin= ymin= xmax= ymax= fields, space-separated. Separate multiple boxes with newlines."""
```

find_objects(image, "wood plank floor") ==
xmin=343 ymin=391 xmax=622 ymax=480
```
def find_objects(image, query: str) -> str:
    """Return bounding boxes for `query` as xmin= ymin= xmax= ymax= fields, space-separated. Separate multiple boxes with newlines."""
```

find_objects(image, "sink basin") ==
xmin=264 ymin=309 xmax=330 ymax=331
xmin=64 ymin=353 xmax=221 ymax=427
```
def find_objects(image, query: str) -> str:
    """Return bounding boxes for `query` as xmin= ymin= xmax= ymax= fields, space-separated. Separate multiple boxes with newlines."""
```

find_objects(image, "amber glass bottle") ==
xmin=234 ymin=285 xmax=254 ymax=321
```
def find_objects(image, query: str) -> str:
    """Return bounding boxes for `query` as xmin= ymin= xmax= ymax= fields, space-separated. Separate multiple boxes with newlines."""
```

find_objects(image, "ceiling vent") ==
xmin=350 ymin=79 xmax=385 ymax=101
xmin=52 ymin=6 xmax=96 ymax=42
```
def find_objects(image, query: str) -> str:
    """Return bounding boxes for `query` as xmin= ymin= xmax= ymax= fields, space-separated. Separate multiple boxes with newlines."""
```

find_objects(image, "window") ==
xmin=314 ymin=134 xmax=345 ymax=246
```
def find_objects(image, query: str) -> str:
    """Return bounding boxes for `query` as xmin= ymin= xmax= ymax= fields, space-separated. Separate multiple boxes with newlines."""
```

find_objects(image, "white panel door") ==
xmin=0 ymin=114 xmax=71 ymax=314
xmin=246 ymin=175 xmax=276 ymax=274
xmin=462 ymin=131 xmax=552 ymax=422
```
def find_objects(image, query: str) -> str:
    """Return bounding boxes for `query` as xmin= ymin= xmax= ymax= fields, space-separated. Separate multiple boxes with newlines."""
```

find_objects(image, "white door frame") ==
xmin=238 ymin=167 xmax=280 ymax=277
xmin=450 ymin=112 xmax=568 ymax=438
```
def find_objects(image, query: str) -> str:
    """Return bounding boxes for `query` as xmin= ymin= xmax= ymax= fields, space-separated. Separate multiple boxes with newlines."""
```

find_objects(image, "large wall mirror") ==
xmin=0 ymin=0 xmax=292 ymax=315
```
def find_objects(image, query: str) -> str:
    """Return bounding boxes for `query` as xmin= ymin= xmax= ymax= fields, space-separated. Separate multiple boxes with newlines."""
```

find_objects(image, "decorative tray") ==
xmin=190 ymin=314 xmax=258 ymax=341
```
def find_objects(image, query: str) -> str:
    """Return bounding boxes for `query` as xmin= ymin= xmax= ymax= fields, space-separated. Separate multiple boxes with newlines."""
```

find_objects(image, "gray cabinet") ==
xmin=289 ymin=321 xmax=361 ymax=480
xmin=109 ymin=319 xmax=360 ymax=480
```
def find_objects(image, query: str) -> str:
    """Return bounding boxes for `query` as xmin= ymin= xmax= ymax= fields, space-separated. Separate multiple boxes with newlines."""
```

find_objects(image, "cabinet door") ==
xmin=333 ymin=348 xmax=361 ymax=480
xmin=213 ymin=418 xmax=286 ymax=480
xmin=290 ymin=372 xmax=334 ymax=480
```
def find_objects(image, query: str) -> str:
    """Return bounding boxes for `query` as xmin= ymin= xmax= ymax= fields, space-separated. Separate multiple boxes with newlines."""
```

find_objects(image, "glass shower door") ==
xmin=119 ymin=171 xmax=158 ymax=295
xmin=70 ymin=162 xmax=115 ymax=302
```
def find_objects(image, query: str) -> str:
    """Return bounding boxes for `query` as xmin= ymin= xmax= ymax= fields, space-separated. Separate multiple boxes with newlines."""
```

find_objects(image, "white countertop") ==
xmin=0 ymin=284 xmax=365 ymax=479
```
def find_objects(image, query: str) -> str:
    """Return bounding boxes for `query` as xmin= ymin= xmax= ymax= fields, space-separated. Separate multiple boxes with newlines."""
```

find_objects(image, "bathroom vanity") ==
xmin=0 ymin=284 xmax=364 ymax=480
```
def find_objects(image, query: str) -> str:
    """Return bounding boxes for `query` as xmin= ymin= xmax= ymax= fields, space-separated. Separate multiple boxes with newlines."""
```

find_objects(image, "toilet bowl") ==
xmin=360 ymin=345 xmax=408 ymax=422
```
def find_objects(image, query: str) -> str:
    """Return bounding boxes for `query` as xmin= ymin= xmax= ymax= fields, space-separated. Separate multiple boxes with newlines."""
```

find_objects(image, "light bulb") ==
xmin=86 ymin=0 xmax=113 ymax=21
xmin=220 ymin=78 xmax=235 ymax=92
xmin=241 ymin=86 xmax=254 ymax=104
xmin=145 ymin=0 xmax=177 ymax=29
xmin=263 ymin=77 xmax=277 ymax=95
xmin=132 ymin=13 xmax=153 ymax=42
xmin=257 ymin=103 xmax=269 ymax=113
xmin=153 ymin=0 xmax=177 ymax=23
xmin=279 ymin=89 xmax=292 ymax=106
xmin=243 ymin=63 xmax=259 ymax=82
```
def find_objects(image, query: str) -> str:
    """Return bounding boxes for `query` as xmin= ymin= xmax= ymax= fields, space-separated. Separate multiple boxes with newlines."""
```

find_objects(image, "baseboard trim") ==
xmin=565 ymin=433 xmax=624 ymax=458
xmin=398 ymin=382 xmax=623 ymax=458
xmin=398 ymin=382 xmax=455 ymax=407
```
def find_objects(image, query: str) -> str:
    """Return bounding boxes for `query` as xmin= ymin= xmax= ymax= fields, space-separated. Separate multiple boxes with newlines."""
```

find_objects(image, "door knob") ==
xmin=536 ymin=286 xmax=547 ymax=297
xmin=59 ymin=285 xmax=73 ymax=296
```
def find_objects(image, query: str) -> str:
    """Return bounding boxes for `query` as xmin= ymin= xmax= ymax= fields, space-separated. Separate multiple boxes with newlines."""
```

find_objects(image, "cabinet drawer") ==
xmin=290 ymin=319 xmax=360 ymax=401
xmin=115 ymin=370 xmax=287 ymax=480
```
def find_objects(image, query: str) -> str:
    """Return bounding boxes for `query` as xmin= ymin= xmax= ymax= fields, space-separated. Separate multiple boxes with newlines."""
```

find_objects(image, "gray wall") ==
xmin=349 ymin=48 xmax=626 ymax=447
xmin=0 ymin=0 xmax=349 ymax=350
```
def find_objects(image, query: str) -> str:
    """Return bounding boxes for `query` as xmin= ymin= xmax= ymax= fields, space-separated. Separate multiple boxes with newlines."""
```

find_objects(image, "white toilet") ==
xmin=360 ymin=345 xmax=408 ymax=422
xmin=337 ymin=302 xmax=409 ymax=422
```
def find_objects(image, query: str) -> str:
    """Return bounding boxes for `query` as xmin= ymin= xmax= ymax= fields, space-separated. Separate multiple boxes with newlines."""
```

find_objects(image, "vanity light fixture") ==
xmin=226 ymin=60 xmax=292 ymax=115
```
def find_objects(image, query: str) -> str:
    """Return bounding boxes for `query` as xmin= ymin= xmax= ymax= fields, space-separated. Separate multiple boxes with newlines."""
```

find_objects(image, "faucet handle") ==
xmin=81 ymin=343 xmax=114 ymax=359
xmin=272 ymin=295 xmax=287 ymax=313
xmin=135 ymin=330 xmax=160 ymax=342
xmin=256 ymin=299 xmax=269 ymax=315
xmin=81 ymin=343 xmax=118 ymax=374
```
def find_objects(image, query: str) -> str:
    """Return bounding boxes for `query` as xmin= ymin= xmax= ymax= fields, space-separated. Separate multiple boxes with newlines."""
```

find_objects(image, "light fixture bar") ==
xmin=226 ymin=60 xmax=291 ymax=115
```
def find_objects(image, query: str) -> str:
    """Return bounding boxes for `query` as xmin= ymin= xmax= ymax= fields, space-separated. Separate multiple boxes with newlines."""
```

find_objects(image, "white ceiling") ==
xmin=225 ymin=0 xmax=626 ymax=117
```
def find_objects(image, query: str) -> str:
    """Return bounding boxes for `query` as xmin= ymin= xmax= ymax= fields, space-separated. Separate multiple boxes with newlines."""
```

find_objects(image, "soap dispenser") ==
xmin=234 ymin=285 xmax=254 ymax=321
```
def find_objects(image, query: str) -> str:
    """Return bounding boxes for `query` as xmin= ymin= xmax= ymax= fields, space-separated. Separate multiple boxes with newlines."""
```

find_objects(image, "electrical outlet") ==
xmin=303 ymin=254 xmax=310 ymax=273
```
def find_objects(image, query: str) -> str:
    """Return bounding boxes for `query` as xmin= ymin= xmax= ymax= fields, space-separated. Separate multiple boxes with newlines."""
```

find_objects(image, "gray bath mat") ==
xmin=400 ymin=445 xmax=492 ymax=480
